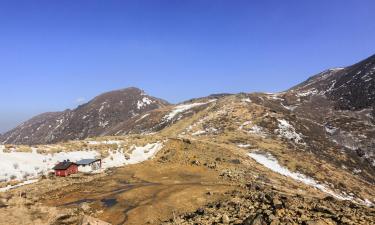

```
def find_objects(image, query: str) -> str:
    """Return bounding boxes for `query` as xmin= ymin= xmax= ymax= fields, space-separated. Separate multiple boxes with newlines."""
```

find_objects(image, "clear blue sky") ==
xmin=0 ymin=0 xmax=375 ymax=133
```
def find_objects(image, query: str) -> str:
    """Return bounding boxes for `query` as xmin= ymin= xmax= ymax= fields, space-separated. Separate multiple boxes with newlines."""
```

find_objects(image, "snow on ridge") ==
xmin=248 ymin=152 xmax=372 ymax=206
xmin=275 ymin=119 xmax=304 ymax=144
xmin=266 ymin=94 xmax=284 ymax=101
xmin=329 ymin=67 xmax=345 ymax=72
xmin=163 ymin=100 xmax=216 ymax=122
xmin=137 ymin=97 xmax=153 ymax=109
xmin=296 ymin=88 xmax=318 ymax=97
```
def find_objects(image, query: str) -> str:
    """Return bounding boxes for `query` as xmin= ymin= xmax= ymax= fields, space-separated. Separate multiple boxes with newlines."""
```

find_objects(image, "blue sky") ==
xmin=0 ymin=0 xmax=375 ymax=133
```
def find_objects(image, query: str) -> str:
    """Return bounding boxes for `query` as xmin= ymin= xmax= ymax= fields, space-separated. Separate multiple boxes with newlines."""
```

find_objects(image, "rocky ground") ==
xmin=164 ymin=185 xmax=375 ymax=225
xmin=0 ymin=137 xmax=374 ymax=224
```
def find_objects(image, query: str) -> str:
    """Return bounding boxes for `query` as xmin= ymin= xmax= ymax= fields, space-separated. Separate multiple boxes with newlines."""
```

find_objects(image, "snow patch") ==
xmin=296 ymin=88 xmax=318 ymax=97
xmin=98 ymin=102 xmax=107 ymax=113
xmin=0 ymin=149 xmax=99 ymax=183
xmin=137 ymin=97 xmax=153 ymax=109
xmin=135 ymin=113 xmax=150 ymax=123
xmin=241 ymin=98 xmax=252 ymax=103
xmin=0 ymin=142 xmax=164 ymax=192
xmin=249 ymin=125 xmax=265 ymax=135
xmin=237 ymin=144 xmax=251 ymax=148
xmin=239 ymin=121 xmax=252 ymax=130
xmin=163 ymin=100 xmax=216 ymax=122
xmin=99 ymin=120 xmax=109 ymax=128
xmin=248 ymin=152 xmax=367 ymax=203
xmin=0 ymin=179 xmax=38 ymax=192
xmin=280 ymin=103 xmax=297 ymax=111
xmin=325 ymin=125 xmax=338 ymax=134
xmin=102 ymin=142 xmax=163 ymax=168
xmin=192 ymin=130 xmax=206 ymax=136
xmin=275 ymin=119 xmax=304 ymax=144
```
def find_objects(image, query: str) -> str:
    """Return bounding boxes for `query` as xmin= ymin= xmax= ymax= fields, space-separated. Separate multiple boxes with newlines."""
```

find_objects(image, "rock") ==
xmin=50 ymin=211 xmax=79 ymax=225
xmin=80 ymin=202 xmax=91 ymax=212
xmin=191 ymin=160 xmax=200 ymax=166
xmin=270 ymin=218 xmax=280 ymax=225
xmin=242 ymin=214 xmax=267 ymax=225
xmin=272 ymin=198 xmax=283 ymax=209
xmin=222 ymin=214 xmax=230 ymax=224
xmin=314 ymin=206 xmax=334 ymax=214
xmin=196 ymin=208 xmax=205 ymax=215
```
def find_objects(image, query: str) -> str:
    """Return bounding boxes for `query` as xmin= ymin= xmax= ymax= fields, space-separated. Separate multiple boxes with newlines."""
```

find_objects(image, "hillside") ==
xmin=0 ymin=55 xmax=374 ymax=225
xmin=0 ymin=87 xmax=169 ymax=145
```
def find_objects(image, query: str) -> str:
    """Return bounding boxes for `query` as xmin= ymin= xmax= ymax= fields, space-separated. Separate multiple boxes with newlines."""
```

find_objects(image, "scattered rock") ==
xmin=222 ymin=214 xmax=230 ymax=224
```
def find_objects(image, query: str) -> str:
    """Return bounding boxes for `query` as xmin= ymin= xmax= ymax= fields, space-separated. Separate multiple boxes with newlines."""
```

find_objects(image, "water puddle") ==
xmin=101 ymin=198 xmax=118 ymax=207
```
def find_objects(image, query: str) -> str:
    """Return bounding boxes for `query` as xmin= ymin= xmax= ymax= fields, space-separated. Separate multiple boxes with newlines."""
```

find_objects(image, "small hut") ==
xmin=76 ymin=159 xmax=102 ymax=172
xmin=53 ymin=160 xmax=78 ymax=177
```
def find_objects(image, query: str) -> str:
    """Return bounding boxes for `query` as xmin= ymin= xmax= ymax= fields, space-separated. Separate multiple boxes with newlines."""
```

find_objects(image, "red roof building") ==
xmin=53 ymin=161 xmax=78 ymax=177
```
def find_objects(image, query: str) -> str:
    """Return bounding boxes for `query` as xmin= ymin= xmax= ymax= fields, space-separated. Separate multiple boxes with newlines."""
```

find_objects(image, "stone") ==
xmin=80 ymin=202 xmax=91 ymax=212
xmin=242 ymin=214 xmax=267 ymax=225
xmin=272 ymin=198 xmax=283 ymax=209
xmin=196 ymin=208 xmax=205 ymax=215
xmin=222 ymin=214 xmax=230 ymax=224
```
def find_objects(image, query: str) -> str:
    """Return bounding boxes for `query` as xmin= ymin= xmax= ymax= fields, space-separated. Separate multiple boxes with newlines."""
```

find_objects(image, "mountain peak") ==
xmin=0 ymin=87 xmax=169 ymax=145
xmin=289 ymin=53 xmax=375 ymax=110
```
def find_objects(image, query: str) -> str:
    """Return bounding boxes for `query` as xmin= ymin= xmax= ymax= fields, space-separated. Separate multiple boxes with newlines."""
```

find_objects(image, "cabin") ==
xmin=53 ymin=161 xmax=78 ymax=177
xmin=76 ymin=159 xmax=102 ymax=173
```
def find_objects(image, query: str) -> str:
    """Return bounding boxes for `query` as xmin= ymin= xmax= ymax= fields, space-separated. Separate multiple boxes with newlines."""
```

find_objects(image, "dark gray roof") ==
xmin=76 ymin=159 xmax=101 ymax=165
xmin=53 ymin=162 xmax=76 ymax=170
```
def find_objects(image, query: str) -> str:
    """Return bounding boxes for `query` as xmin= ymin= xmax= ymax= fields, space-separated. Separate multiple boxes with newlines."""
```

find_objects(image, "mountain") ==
xmin=0 ymin=87 xmax=169 ymax=145
xmin=283 ymin=55 xmax=375 ymax=176
xmin=1 ymin=55 xmax=375 ymax=225
xmin=290 ymin=54 xmax=375 ymax=110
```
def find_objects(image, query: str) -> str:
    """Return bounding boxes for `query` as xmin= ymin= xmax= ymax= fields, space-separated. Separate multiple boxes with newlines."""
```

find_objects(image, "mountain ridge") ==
xmin=1 ymin=54 xmax=375 ymax=146
xmin=0 ymin=87 xmax=169 ymax=145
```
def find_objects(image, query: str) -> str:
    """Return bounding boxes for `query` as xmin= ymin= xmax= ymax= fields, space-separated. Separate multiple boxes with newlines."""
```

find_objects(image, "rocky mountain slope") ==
xmin=0 ymin=55 xmax=374 ymax=225
xmin=0 ymin=87 xmax=169 ymax=145
xmin=290 ymin=54 xmax=375 ymax=111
